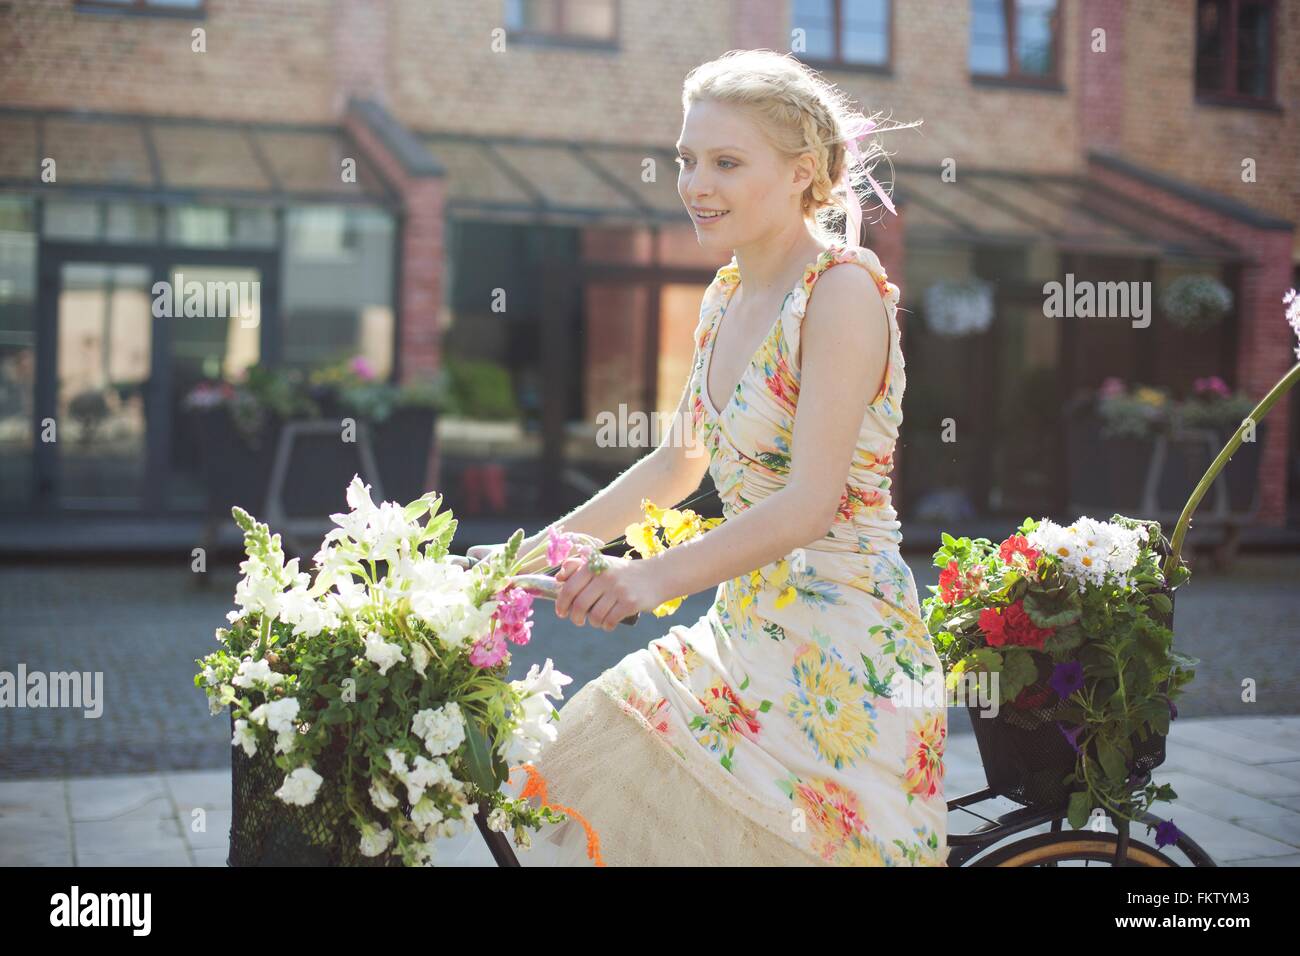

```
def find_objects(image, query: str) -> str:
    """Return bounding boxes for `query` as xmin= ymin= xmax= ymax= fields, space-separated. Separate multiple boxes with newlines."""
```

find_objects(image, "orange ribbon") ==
xmin=510 ymin=763 xmax=606 ymax=867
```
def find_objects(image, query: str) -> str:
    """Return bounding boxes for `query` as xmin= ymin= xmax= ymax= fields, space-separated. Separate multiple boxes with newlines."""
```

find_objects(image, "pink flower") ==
xmin=492 ymin=585 xmax=535 ymax=645
xmin=546 ymin=526 xmax=573 ymax=567
xmin=1097 ymin=376 xmax=1126 ymax=399
xmin=349 ymin=355 xmax=376 ymax=381
xmin=468 ymin=629 xmax=509 ymax=667
xmin=1194 ymin=375 xmax=1230 ymax=398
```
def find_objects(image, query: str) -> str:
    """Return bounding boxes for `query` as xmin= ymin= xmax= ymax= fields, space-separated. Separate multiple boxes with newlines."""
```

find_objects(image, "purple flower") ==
xmin=1168 ymin=699 xmax=1178 ymax=721
xmin=1056 ymin=721 xmax=1084 ymax=755
xmin=1153 ymin=819 xmax=1182 ymax=849
xmin=1050 ymin=660 xmax=1084 ymax=700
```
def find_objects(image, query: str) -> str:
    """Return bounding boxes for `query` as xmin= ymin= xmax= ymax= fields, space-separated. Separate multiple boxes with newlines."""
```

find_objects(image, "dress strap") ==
xmin=779 ymin=244 xmax=902 ymax=408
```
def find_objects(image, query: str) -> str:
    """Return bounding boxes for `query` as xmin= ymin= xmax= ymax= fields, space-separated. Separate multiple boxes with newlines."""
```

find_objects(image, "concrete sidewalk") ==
xmin=2 ymin=714 xmax=1298 ymax=867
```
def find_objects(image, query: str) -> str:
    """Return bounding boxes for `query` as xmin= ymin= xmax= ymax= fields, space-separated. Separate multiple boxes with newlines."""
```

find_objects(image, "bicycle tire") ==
xmin=970 ymin=830 xmax=1182 ymax=867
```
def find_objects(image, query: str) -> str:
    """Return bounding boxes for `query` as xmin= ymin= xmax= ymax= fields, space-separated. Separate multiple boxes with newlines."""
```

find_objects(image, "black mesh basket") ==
xmin=968 ymin=575 xmax=1177 ymax=810
xmin=227 ymin=712 xmax=401 ymax=867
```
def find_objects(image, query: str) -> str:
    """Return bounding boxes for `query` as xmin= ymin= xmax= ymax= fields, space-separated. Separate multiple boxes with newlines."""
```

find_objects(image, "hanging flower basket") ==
xmin=1160 ymin=275 xmax=1233 ymax=331
xmin=923 ymin=278 xmax=994 ymax=337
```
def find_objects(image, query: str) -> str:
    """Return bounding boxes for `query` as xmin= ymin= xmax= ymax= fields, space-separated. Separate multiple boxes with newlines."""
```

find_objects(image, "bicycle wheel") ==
xmin=971 ymin=831 xmax=1181 ymax=867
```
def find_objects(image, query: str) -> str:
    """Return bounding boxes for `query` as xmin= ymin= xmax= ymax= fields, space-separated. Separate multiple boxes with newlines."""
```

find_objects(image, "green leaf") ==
xmin=998 ymin=649 xmax=1038 ymax=703
xmin=1097 ymin=736 xmax=1128 ymax=783
xmin=1067 ymin=790 xmax=1092 ymax=829
xmin=462 ymin=717 xmax=500 ymax=794
xmin=1022 ymin=590 xmax=1082 ymax=628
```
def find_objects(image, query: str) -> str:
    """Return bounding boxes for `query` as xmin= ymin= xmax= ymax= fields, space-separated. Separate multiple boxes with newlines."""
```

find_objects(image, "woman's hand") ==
xmin=554 ymin=552 xmax=665 ymax=630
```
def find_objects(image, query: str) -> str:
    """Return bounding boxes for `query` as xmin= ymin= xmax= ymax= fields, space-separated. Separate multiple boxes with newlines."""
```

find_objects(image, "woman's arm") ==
xmin=648 ymin=262 xmax=890 ymax=600
xmin=513 ymin=373 xmax=711 ymax=570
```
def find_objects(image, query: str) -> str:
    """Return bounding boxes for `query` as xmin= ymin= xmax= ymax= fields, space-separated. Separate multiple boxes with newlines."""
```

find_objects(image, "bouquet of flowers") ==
xmin=622 ymin=498 xmax=722 ymax=616
xmin=195 ymin=476 xmax=602 ymax=867
xmin=922 ymin=514 xmax=1197 ymax=839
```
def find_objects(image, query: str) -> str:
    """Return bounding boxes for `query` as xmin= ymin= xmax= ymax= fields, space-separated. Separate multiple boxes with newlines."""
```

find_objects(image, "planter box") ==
xmin=1065 ymin=410 xmax=1154 ymax=517
xmin=276 ymin=408 xmax=438 ymax=520
xmin=193 ymin=407 xmax=281 ymax=518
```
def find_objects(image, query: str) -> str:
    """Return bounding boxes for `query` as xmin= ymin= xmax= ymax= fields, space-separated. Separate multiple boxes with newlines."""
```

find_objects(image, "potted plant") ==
xmin=923 ymin=514 xmax=1195 ymax=845
xmin=195 ymin=476 xmax=609 ymax=866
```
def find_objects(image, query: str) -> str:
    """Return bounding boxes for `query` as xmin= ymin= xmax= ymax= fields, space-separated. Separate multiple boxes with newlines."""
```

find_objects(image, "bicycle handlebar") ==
xmin=449 ymin=554 xmax=639 ymax=627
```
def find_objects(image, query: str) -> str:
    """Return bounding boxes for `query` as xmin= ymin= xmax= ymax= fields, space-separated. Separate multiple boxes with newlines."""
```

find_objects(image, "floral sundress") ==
xmin=523 ymin=242 xmax=948 ymax=867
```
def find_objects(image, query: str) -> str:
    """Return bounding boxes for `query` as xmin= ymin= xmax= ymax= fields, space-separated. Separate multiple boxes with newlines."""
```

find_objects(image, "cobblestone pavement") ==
xmin=4 ymin=716 xmax=1299 ymax=866
xmin=1 ymin=552 xmax=1298 ymax=779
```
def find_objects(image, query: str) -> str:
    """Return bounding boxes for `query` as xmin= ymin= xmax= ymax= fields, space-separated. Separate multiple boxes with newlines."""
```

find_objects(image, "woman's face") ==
xmin=676 ymin=99 xmax=814 ymax=251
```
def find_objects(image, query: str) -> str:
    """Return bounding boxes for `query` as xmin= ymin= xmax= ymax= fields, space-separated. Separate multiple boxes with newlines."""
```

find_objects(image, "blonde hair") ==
xmin=681 ymin=49 xmax=920 ymax=242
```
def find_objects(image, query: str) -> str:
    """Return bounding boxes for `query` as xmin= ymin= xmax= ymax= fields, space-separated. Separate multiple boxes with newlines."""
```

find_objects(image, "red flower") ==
xmin=977 ymin=600 xmax=1055 ymax=651
xmin=938 ymin=560 xmax=984 ymax=604
xmin=998 ymin=534 xmax=1041 ymax=571
xmin=1011 ymin=685 xmax=1054 ymax=710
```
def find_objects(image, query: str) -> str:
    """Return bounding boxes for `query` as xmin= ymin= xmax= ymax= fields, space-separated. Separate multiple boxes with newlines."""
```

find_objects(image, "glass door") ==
xmin=50 ymin=261 xmax=155 ymax=509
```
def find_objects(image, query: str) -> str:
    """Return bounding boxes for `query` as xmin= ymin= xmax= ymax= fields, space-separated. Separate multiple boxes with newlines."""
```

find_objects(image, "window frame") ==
xmin=505 ymin=0 xmax=620 ymax=50
xmin=1194 ymin=0 xmax=1279 ymax=109
xmin=969 ymin=0 xmax=1065 ymax=91
xmin=793 ymin=0 xmax=895 ymax=76
xmin=75 ymin=0 xmax=206 ymax=18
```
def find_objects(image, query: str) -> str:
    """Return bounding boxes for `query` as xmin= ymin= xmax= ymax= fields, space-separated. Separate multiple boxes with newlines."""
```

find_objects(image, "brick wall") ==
xmin=1118 ymin=0 xmax=1300 ymax=260
xmin=0 ymin=0 xmax=335 ymax=121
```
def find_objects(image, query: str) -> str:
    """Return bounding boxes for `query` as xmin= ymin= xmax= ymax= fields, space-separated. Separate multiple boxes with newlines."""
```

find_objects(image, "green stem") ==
xmin=1163 ymin=363 xmax=1300 ymax=579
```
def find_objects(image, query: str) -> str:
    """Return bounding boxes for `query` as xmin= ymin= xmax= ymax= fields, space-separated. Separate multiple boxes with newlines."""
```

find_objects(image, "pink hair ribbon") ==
xmin=837 ymin=113 xmax=896 ymax=243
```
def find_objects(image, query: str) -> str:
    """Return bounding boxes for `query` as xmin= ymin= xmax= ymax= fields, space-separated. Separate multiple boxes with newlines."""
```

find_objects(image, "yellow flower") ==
xmin=624 ymin=520 xmax=662 ymax=559
xmin=629 ymin=499 xmax=723 ymax=616
xmin=1135 ymin=387 xmax=1167 ymax=407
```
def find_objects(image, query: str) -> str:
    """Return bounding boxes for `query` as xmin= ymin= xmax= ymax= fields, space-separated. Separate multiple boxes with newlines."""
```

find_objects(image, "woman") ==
xmin=470 ymin=49 xmax=946 ymax=866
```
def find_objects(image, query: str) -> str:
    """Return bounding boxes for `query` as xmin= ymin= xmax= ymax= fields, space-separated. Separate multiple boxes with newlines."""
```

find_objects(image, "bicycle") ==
xmin=452 ymin=557 xmax=1217 ymax=868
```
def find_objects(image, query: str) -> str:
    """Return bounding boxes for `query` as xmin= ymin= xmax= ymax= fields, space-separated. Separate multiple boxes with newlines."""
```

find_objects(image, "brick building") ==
xmin=0 ymin=0 xmax=1295 ymax=540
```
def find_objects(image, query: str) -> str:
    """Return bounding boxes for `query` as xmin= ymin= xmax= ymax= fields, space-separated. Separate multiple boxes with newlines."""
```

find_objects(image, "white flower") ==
xmin=232 ymin=657 xmax=284 ymax=690
xmin=411 ymin=702 xmax=466 ymax=757
xmin=275 ymin=766 xmax=323 ymax=806
xmin=358 ymin=821 xmax=393 ymax=858
xmin=506 ymin=659 xmax=574 ymax=761
xmin=487 ymin=807 xmax=511 ymax=833
xmin=411 ymin=796 xmax=445 ymax=829
xmin=370 ymin=780 xmax=400 ymax=811
xmin=326 ymin=476 xmax=418 ymax=563
xmin=231 ymin=718 xmax=258 ymax=757
xmin=249 ymin=697 xmax=300 ymax=735
xmin=401 ymin=755 xmax=453 ymax=804
xmin=363 ymin=631 xmax=406 ymax=676
xmin=385 ymin=747 xmax=410 ymax=778
xmin=276 ymin=585 xmax=339 ymax=637
xmin=275 ymin=729 xmax=297 ymax=754
xmin=410 ymin=642 xmax=430 ymax=677
xmin=1027 ymin=517 xmax=1147 ymax=589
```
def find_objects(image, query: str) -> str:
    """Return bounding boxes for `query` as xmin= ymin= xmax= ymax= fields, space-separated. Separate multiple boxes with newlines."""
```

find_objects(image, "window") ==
xmin=970 ymin=0 xmax=1061 ymax=86
xmin=505 ymin=0 xmax=617 ymax=45
xmin=77 ymin=0 xmax=204 ymax=15
xmin=1196 ymin=0 xmax=1277 ymax=105
xmin=792 ymin=0 xmax=892 ymax=70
